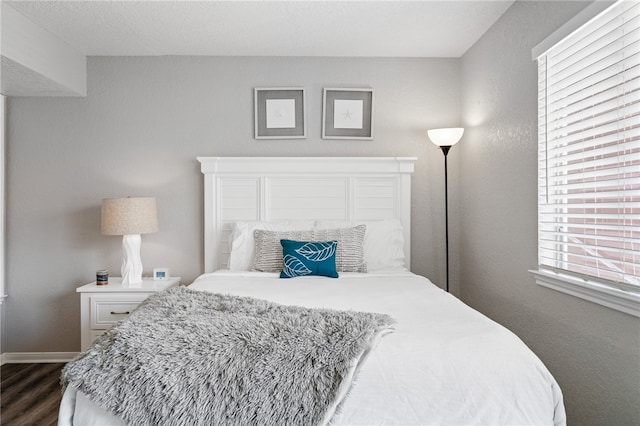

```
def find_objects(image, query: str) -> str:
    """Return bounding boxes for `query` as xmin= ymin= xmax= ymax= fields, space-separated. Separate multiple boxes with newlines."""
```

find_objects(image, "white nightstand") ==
xmin=77 ymin=276 xmax=181 ymax=350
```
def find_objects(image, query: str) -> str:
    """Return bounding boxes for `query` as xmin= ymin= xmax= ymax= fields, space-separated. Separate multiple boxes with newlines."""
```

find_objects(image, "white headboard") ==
xmin=197 ymin=157 xmax=417 ymax=273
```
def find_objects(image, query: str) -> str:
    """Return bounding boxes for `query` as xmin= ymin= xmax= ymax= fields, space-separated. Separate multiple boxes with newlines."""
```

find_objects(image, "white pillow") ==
xmin=314 ymin=219 xmax=406 ymax=272
xmin=228 ymin=221 xmax=314 ymax=271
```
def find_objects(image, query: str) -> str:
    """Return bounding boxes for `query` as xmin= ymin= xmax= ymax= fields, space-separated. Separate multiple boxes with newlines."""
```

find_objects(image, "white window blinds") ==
xmin=537 ymin=0 xmax=640 ymax=291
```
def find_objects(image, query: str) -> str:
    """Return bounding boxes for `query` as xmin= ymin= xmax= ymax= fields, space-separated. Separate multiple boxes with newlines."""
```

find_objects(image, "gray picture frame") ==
xmin=254 ymin=88 xmax=306 ymax=139
xmin=322 ymin=88 xmax=374 ymax=140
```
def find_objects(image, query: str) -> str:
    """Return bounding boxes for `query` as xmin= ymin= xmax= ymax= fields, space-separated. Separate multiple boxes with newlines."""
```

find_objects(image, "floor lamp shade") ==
xmin=101 ymin=197 xmax=158 ymax=286
xmin=428 ymin=128 xmax=464 ymax=147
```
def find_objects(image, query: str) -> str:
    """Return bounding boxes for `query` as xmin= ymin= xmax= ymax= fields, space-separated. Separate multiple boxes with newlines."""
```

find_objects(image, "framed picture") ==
xmin=254 ymin=88 xmax=306 ymax=139
xmin=322 ymin=88 xmax=374 ymax=140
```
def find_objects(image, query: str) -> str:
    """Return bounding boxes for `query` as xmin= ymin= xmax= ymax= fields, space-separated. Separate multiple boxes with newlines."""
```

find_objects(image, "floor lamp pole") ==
xmin=440 ymin=145 xmax=452 ymax=293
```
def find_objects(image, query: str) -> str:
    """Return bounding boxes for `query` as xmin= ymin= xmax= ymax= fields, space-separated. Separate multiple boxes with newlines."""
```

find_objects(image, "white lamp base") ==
xmin=121 ymin=234 xmax=143 ymax=287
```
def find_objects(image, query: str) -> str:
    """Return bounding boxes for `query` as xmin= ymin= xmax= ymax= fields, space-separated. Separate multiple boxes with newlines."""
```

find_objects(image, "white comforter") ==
xmin=59 ymin=271 xmax=565 ymax=426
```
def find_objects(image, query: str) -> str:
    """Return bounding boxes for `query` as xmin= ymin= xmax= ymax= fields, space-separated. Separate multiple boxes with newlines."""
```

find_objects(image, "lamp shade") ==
xmin=428 ymin=128 xmax=464 ymax=147
xmin=101 ymin=197 xmax=158 ymax=236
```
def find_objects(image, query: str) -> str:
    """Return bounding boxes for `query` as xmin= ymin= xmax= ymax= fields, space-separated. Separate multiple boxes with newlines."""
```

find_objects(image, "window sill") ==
xmin=530 ymin=269 xmax=640 ymax=318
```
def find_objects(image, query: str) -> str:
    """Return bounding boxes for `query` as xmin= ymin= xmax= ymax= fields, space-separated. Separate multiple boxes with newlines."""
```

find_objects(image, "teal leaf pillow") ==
xmin=280 ymin=240 xmax=339 ymax=279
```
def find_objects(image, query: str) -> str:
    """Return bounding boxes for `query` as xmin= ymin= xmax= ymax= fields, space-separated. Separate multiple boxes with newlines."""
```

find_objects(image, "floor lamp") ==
xmin=428 ymin=128 xmax=464 ymax=293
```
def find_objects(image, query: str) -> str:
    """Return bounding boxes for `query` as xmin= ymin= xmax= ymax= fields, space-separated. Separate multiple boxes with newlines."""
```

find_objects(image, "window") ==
xmin=532 ymin=0 xmax=639 ymax=316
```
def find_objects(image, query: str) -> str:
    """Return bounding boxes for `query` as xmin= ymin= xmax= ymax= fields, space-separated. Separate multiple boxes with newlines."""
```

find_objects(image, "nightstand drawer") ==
xmin=90 ymin=330 xmax=106 ymax=343
xmin=95 ymin=301 xmax=140 ymax=325
xmin=90 ymin=294 xmax=148 ymax=329
xmin=78 ymin=277 xmax=181 ymax=350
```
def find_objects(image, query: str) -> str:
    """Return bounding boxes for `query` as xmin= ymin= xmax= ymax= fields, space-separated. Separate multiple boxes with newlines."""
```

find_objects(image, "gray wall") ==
xmin=5 ymin=56 xmax=460 ymax=352
xmin=460 ymin=1 xmax=640 ymax=425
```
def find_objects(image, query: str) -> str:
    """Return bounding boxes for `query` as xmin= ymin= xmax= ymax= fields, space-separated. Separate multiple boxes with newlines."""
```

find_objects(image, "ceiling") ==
xmin=6 ymin=0 xmax=514 ymax=58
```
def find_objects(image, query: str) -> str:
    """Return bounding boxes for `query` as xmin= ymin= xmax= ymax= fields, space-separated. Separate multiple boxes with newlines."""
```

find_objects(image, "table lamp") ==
xmin=101 ymin=197 xmax=158 ymax=286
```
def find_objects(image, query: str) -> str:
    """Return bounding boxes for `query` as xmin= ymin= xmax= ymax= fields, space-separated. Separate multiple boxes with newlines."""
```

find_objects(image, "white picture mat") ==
xmin=266 ymin=99 xmax=296 ymax=129
xmin=333 ymin=99 xmax=363 ymax=129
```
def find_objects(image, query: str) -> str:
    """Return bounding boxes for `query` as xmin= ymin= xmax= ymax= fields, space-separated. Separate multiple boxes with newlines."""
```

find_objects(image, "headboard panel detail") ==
xmin=198 ymin=157 xmax=417 ymax=272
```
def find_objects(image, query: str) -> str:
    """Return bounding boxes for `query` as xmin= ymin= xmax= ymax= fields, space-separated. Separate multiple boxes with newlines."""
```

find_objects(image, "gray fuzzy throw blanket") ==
xmin=62 ymin=286 xmax=395 ymax=426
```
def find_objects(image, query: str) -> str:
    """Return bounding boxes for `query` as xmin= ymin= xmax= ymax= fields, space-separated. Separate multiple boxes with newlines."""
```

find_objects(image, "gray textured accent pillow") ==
xmin=253 ymin=229 xmax=315 ymax=273
xmin=312 ymin=226 xmax=367 ymax=272
xmin=253 ymin=225 xmax=367 ymax=273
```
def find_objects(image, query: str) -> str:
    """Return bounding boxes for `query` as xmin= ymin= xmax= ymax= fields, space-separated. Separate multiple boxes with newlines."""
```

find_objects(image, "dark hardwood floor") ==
xmin=1 ymin=363 xmax=65 ymax=426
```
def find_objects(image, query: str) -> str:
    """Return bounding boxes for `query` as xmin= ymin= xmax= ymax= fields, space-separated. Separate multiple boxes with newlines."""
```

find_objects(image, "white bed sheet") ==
xmin=59 ymin=271 xmax=565 ymax=426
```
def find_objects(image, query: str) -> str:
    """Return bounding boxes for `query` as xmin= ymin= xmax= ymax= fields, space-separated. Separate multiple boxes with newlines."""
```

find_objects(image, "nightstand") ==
xmin=76 ymin=276 xmax=181 ymax=350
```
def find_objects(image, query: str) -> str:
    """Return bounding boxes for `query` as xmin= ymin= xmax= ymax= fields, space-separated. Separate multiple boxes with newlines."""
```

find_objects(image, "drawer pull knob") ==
xmin=110 ymin=311 xmax=130 ymax=315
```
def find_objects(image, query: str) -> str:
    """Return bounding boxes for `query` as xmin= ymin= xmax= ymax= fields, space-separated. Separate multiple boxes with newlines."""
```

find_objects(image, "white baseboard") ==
xmin=1 ymin=352 xmax=78 ymax=365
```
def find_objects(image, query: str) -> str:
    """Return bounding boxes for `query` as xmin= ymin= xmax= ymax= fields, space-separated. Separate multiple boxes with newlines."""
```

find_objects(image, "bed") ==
xmin=58 ymin=157 xmax=565 ymax=426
